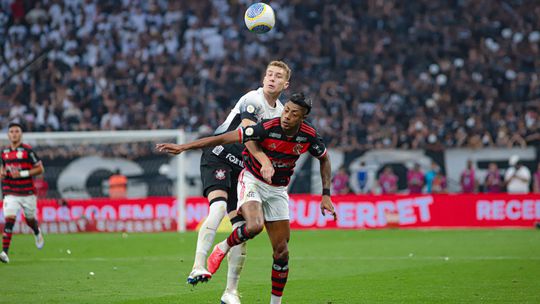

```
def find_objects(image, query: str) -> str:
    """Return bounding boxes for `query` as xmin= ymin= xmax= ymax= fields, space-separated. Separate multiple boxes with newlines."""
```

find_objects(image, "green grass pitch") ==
xmin=1 ymin=229 xmax=539 ymax=303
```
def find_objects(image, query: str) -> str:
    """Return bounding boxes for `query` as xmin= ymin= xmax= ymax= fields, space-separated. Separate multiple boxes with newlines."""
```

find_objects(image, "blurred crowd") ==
xmin=332 ymin=157 xmax=540 ymax=195
xmin=1 ymin=0 xmax=540 ymax=150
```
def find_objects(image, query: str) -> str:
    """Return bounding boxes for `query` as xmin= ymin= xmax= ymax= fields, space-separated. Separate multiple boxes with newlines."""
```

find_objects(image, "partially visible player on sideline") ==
xmin=188 ymin=61 xmax=290 ymax=303
xmin=1 ymin=122 xmax=45 ymax=264
xmin=157 ymin=93 xmax=337 ymax=304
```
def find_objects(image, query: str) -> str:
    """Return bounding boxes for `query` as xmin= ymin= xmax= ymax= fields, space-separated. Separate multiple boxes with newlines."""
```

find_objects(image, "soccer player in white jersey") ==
xmin=189 ymin=61 xmax=290 ymax=303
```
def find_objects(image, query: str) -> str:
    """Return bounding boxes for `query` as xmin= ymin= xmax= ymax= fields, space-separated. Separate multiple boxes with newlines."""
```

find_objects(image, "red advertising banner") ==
xmin=286 ymin=194 xmax=540 ymax=229
xmin=0 ymin=197 xmax=177 ymax=234
xmin=1 ymin=194 xmax=539 ymax=233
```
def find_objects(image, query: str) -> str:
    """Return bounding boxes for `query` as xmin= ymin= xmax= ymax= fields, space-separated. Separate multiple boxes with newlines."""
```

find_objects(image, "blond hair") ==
xmin=267 ymin=61 xmax=291 ymax=81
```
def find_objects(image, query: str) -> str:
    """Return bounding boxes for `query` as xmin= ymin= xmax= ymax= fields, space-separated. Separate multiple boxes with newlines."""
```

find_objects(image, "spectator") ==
xmin=484 ymin=162 xmax=503 ymax=193
xmin=533 ymin=163 xmax=540 ymax=193
xmin=378 ymin=166 xmax=398 ymax=194
xmin=504 ymin=155 xmax=531 ymax=194
xmin=1 ymin=0 xmax=539 ymax=151
xmin=407 ymin=163 xmax=424 ymax=194
xmin=332 ymin=165 xmax=350 ymax=195
xmin=424 ymin=161 xmax=439 ymax=194
xmin=108 ymin=169 xmax=127 ymax=199
xmin=431 ymin=170 xmax=447 ymax=194
xmin=350 ymin=161 xmax=375 ymax=194
xmin=460 ymin=159 xmax=477 ymax=193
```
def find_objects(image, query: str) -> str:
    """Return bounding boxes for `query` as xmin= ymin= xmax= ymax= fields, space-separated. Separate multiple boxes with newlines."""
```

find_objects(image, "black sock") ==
xmin=25 ymin=218 xmax=40 ymax=235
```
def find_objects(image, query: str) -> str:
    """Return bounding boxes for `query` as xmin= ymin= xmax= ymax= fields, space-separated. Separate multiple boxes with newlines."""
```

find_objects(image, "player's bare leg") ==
xmin=1 ymin=216 xmax=16 ymax=264
xmin=221 ymin=210 xmax=247 ymax=304
xmin=265 ymin=220 xmax=290 ymax=304
xmin=188 ymin=190 xmax=228 ymax=285
xmin=25 ymin=217 xmax=44 ymax=249
xmin=208 ymin=201 xmax=263 ymax=274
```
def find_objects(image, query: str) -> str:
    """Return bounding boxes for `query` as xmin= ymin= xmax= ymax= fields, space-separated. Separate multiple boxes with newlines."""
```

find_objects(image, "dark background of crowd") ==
xmin=1 ymin=0 xmax=540 ymax=152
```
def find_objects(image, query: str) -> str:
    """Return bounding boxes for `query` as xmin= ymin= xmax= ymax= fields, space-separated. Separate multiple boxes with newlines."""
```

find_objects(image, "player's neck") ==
xmin=282 ymin=125 xmax=300 ymax=137
xmin=263 ymin=91 xmax=278 ymax=108
xmin=10 ymin=142 xmax=21 ymax=149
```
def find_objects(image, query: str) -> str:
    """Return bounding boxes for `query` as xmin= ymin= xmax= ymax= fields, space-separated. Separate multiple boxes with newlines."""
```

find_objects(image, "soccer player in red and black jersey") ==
xmin=1 ymin=123 xmax=45 ymax=264
xmin=157 ymin=93 xmax=336 ymax=304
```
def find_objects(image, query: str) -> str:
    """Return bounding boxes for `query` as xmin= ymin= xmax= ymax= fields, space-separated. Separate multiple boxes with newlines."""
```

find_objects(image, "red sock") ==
xmin=271 ymin=258 xmax=289 ymax=297
xmin=3 ymin=218 xmax=15 ymax=253
xmin=226 ymin=224 xmax=251 ymax=247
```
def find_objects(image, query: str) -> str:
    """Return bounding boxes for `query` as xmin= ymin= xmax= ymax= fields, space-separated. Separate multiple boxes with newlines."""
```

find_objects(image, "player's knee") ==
xmin=245 ymin=221 xmax=264 ymax=237
xmin=273 ymin=243 xmax=289 ymax=261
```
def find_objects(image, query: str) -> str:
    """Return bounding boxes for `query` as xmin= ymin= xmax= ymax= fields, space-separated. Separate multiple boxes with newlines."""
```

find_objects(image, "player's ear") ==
xmin=283 ymin=81 xmax=289 ymax=90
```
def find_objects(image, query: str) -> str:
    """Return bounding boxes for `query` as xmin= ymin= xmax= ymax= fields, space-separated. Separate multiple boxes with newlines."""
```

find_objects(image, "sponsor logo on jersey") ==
xmin=272 ymin=159 xmax=295 ymax=168
xmin=212 ymin=145 xmax=224 ymax=156
xmin=269 ymin=132 xmax=282 ymax=139
xmin=296 ymin=136 xmax=307 ymax=143
xmin=16 ymin=151 xmax=23 ymax=159
xmin=214 ymin=169 xmax=227 ymax=180
xmin=225 ymin=153 xmax=244 ymax=167
xmin=269 ymin=143 xmax=277 ymax=150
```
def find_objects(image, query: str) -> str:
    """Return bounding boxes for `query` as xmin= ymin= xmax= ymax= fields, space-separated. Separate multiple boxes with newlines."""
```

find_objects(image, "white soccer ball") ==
xmin=244 ymin=3 xmax=275 ymax=34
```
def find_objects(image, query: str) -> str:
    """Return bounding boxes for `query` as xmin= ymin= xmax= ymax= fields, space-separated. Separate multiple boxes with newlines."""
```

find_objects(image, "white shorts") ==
xmin=237 ymin=169 xmax=290 ymax=222
xmin=2 ymin=194 xmax=38 ymax=218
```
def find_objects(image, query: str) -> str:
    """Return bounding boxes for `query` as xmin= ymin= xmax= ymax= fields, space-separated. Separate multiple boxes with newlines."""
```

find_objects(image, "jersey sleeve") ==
xmin=238 ymin=92 xmax=264 ymax=123
xmin=240 ymin=122 xmax=267 ymax=143
xmin=308 ymin=132 xmax=327 ymax=158
xmin=28 ymin=149 xmax=42 ymax=166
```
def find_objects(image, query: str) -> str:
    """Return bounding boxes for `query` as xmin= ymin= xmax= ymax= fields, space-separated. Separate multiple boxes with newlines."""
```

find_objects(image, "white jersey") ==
xmin=215 ymin=87 xmax=283 ymax=135
xmin=208 ymin=87 xmax=283 ymax=169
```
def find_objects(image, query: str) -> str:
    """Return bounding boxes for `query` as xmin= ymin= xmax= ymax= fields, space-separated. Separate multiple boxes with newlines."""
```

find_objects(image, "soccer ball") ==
xmin=244 ymin=3 xmax=275 ymax=34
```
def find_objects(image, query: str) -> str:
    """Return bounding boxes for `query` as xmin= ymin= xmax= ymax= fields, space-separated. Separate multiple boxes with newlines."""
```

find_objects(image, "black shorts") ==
xmin=200 ymin=149 xmax=243 ymax=213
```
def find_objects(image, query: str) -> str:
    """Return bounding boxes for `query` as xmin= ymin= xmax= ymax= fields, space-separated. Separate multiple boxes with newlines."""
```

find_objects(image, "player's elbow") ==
xmin=35 ymin=166 xmax=44 ymax=175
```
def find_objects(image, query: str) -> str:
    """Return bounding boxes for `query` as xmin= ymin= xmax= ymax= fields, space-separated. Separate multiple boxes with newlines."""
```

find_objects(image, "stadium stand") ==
xmin=1 ymin=0 xmax=539 ymax=150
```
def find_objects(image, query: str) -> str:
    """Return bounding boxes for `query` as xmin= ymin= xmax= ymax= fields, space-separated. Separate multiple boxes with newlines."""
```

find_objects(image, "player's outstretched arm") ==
xmin=156 ymin=130 xmax=241 ymax=155
xmin=318 ymin=153 xmax=337 ymax=220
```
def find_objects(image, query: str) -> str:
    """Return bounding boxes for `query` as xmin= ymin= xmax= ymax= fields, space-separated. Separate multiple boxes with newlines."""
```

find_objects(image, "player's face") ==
xmin=263 ymin=66 xmax=289 ymax=95
xmin=280 ymin=102 xmax=305 ymax=131
xmin=8 ymin=126 xmax=22 ymax=144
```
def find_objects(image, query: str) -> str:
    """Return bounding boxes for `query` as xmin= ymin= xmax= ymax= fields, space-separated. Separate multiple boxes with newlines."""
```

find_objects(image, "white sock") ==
xmin=225 ymin=221 xmax=247 ymax=292
xmin=270 ymin=294 xmax=282 ymax=304
xmin=193 ymin=200 xmax=227 ymax=269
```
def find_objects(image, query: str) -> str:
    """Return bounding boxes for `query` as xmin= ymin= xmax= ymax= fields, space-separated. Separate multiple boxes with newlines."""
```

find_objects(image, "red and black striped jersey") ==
xmin=240 ymin=117 xmax=327 ymax=186
xmin=1 ymin=144 xmax=42 ymax=196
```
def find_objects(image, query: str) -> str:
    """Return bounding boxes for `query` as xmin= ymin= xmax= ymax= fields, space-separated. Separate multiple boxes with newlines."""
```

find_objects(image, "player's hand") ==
xmin=11 ymin=169 xmax=21 ymax=179
xmin=155 ymin=143 xmax=185 ymax=155
xmin=260 ymin=163 xmax=274 ymax=184
xmin=320 ymin=195 xmax=337 ymax=221
xmin=0 ymin=168 xmax=6 ymax=179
